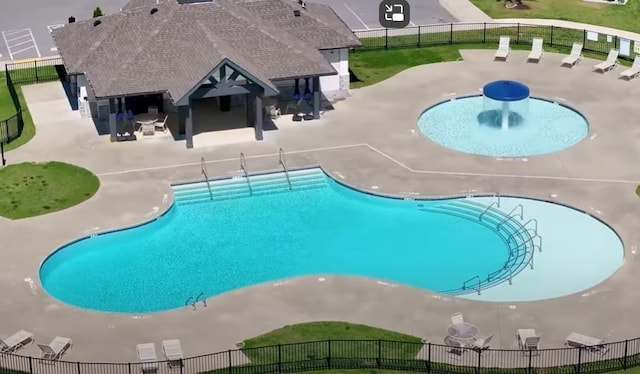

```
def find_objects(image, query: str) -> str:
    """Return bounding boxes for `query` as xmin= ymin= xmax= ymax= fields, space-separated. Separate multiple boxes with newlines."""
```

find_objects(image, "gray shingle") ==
xmin=52 ymin=0 xmax=361 ymax=102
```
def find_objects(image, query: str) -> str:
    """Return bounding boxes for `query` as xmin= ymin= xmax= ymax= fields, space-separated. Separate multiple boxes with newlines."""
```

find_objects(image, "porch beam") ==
xmin=185 ymin=100 xmax=194 ymax=149
xmin=219 ymin=65 xmax=226 ymax=83
xmin=229 ymin=71 xmax=240 ymax=81
xmin=254 ymin=95 xmax=263 ymax=140
xmin=312 ymin=76 xmax=320 ymax=120
xmin=108 ymin=98 xmax=117 ymax=142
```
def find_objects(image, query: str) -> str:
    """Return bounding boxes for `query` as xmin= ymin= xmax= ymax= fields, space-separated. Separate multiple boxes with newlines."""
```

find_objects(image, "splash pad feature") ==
xmin=482 ymin=80 xmax=530 ymax=131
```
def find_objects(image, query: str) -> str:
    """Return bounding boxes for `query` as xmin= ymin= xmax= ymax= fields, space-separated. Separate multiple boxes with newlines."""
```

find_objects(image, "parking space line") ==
xmin=9 ymin=39 xmax=32 ymax=48
xmin=5 ymin=34 xmax=30 ymax=43
xmin=1 ymin=31 xmax=14 ymax=60
xmin=12 ymin=46 xmax=35 ymax=55
xmin=28 ymin=29 xmax=41 ymax=57
xmin=343 ymin=3 xmax=369 ymax=30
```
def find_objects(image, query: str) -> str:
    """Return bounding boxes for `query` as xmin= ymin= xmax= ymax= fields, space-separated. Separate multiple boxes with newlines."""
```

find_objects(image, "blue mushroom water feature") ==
xmin=482 ymin=80 xmax=530 ymax=130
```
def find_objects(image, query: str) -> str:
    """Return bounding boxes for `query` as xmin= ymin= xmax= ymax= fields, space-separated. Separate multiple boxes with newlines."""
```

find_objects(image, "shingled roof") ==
xmin=52 ymin=0 xmax=361 ymax=103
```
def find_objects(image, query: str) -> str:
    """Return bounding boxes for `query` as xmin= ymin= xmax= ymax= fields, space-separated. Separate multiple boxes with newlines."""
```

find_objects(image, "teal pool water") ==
xmin=40 ymin=170 xmax=512 ymax=313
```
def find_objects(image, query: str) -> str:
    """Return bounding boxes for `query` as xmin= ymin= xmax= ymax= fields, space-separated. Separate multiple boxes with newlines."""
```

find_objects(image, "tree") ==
xmin=93 ymin=7 xmax=103 ymax=18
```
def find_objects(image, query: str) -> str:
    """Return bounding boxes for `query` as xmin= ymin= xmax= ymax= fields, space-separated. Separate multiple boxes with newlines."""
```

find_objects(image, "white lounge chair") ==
xmin=619 ymin=56 xmax=640 ymax=80
xmin=137 ymin=343 xmax=159 ymax=374
xmin=162 ymin=339 xmax=184 ymax=368
xmin=494 ymin=36 xmax=510 ymax=61
xmin=561 ymin=43 xmax=583 ymax=67
xmin=0 ymin=330 xmax=34 ymax=353
xmin=594 ymin=49 xmax=619 ymax=72
xmin=472 ymin=334 xmax=494 ymax=352
xmin=38 ymin=336 xmax=72 ymax=361
xmin=527 ymin=38 xmax=544 ymax=62
xmin=451 ymin=312 xmax=464 ymax=325
xmin=154 ymin=115 xmax=169 ymax=133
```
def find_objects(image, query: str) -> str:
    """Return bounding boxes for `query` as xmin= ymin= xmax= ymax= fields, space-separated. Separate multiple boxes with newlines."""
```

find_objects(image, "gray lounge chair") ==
xmin=494 ymin=36 xmax=510 ymax=61
xmin=619 ymin=56 xmax=640 ymax=80
xmin=0 ymin=330 xmax=34 ymax=353
xmin=162 ymin=339 xmax=184 ymax=368
xmin=593 ymin=49 xmax=619 ymax=72
xmin=137 ymin=343 xmax=159 ymax=374
xmin=38 ymin=336 xmax=72 ymax=361
xmin=527 ymin=38 xmax=544 ymax=62
xmin=561 ymin=43 xmax=583 ymax=67
xmin=472 ymin=334 xmax=493 ymax=354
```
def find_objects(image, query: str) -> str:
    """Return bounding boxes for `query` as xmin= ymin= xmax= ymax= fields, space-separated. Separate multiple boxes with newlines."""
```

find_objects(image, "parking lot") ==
xmin=0 ymin=0 xmax=456 ymax=61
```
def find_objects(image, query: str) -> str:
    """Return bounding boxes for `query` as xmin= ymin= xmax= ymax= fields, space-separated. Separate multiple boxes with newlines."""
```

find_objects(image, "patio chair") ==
xmin=472 ymin=334 xmax=494 ymax=353
xmin=37 ymin=336 xmax=72 ymax=361
xmin=494 ymin=36 xmax=510 ymax=61
xmin=0 ymin=330 xmax=34 ymax=353
xmin=155 ymin=115 xmax=169 ymax=133
xmin=162 ymin=339 xmax=184 ymax=368
xmin=523 ymin=336 xmax=540 ymax=353
xmin=445 ymin=337 xmax=466 ymax=358
xmin=527 ymin=38 xmax=544 ymax=63
xmin=593 ymin=49 xmax=619 ymax=73
xmin=147 ymin=106 xmax=159 ymax=116
xmin=268 ymin=105 xmax=281 ymax=119
xmin=561 ymin=43 xmax=583 ymax=67
xmin=136 ymin=343 xmax=159 ymax=374
xmin=451 ymin=312 xmax=464 ymax=325
xmin=619 ymin=56 xmax=640 ymax=80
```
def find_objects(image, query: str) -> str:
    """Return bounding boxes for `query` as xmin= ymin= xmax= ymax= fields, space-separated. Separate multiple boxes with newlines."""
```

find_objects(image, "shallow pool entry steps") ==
xmin=421 ymin=198 xmax=540 ymax=296
xmin=172 ymin=168 xmax=327 ymax=206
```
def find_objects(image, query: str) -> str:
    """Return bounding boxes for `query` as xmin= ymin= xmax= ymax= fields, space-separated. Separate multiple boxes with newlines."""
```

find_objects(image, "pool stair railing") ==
xmin=240 ymin=152 xmax=253 ymax=195
xmin=172 ymin=168 xmax=328 ymax=206
xmin=419 ymin=197 xmax=541 ymax=295
xmin=279 ymin=148 xmax=292 ymax=190
xmin=200 ymin=157 xmax=214 ymax=201
xmin=185 ymin=293 xmax=207 ymax=311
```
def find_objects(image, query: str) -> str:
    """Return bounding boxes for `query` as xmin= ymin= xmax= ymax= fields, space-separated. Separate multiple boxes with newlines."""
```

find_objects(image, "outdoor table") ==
xmin=447 ymin=323 xmax=479 ymax=346
xmin=134 ymin=113 xmax=158 ymax=135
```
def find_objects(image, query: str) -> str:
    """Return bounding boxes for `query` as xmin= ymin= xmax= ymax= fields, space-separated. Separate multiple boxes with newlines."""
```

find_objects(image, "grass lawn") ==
xmin=349 ymin=43 xmax=621 ymax=88
xmin=0 ymin=162 xmax=100 ymax=219
xmin=469 ymin=0 xmax=640 ymax=34
xmin=0 ymin=72 xmax=36 ymax=151
xmin=636 ymin=185 xmax=640 ymax=197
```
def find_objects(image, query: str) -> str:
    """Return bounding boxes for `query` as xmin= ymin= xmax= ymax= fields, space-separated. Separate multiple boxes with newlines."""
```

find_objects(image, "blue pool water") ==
xmin=39 ymin=169 xmax=623 ymax=313
xmin=417 ymin=96 xmax=589 ymax=157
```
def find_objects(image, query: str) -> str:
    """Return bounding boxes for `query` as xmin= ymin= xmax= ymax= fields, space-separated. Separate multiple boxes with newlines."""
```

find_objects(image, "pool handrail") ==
xmin=239 ymin=152 xmax=253 ymax=195
xmin=200 ymin=157 xmax=213 ymax=201
xmin=479 ymin=202 xmax=500 ymax=221
xmin=496 ymin=204 xmax=524 ymax=231
xmin=278 ymin=148 xmax=292 ymax=190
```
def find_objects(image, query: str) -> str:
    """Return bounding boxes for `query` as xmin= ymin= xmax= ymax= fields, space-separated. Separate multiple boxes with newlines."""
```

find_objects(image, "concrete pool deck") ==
xmin=1 ymin=49 xmax=640 ymax=365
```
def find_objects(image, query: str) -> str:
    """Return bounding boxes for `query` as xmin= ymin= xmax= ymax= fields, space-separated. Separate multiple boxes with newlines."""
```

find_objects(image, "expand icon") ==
xmin=379 ymin=0 xmax=410 ymax=28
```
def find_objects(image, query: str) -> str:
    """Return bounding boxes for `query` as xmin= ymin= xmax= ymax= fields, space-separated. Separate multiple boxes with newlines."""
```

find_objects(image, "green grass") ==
xmin=0 ymin=73 xmax=37 ymax=151
xmin=0 ymin=162 xmax=100 ymax=219
xmin=636 ymin=185 xmax=640 ymax=197
xmin=470 ymin=0 xmax=640 ymax=34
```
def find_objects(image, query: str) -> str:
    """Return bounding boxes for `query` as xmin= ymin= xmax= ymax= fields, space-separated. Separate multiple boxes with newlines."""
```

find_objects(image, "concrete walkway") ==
xmin=2 ymin=49 xmax=640 ymax=368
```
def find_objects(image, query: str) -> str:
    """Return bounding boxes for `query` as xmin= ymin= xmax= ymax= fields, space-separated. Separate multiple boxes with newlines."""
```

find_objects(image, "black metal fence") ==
xmin=2 ymin=338 xmax=640 ymax=374
xmin=354 ymin=22 xmax=635 ymax=61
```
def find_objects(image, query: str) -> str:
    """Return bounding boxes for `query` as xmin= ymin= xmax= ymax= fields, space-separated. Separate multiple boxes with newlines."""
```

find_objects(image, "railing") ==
xmin=240 ymin=152 xmax=252 ymax=195
xmin=478 ymin=202 xmax=499 ymax=221
xmin=279 ymin=148 xmax=292 ymax=190
xmin=353 ymin=22 xmax=637 ymax=61
xmin=496 ymin=204 xmax=525 ymax=230
xmin=200 ymin=157 xmax=213 ymax=200
xmin=462 ymin=275 xmax=481 ymax=295
xmin=523 ymin=218 xmax=539 ymax=237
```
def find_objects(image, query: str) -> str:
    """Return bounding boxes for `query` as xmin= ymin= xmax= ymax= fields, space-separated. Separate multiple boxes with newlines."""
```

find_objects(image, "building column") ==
xmin=69 ymin=75 xmax=78 ymax=102
xmin=246 ymin=93 xmax=255 ymax=126
xmin=312 ymin=76 xmax=320 ymax=120
xmin=108 ymin=98 xmax=117 ymax=142
xmin=254 ymin=94 xmax=263 ymax=140
xmin=178 ymin=106 xmax=187 ymax=135
xmin=185 ymin=99 xmax=194 ymax=149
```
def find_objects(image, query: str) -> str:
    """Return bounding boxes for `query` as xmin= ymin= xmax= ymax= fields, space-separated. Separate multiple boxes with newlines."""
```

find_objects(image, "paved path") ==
xmin=2 ymin=50 xmax=640 ymax=369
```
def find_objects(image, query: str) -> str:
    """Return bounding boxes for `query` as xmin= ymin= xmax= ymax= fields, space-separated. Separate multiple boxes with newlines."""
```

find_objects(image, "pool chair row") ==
xmin=137 ymin=339 xmax=184 ymax=373
xmin=0 ymin=330 xmax=72 ymax=361
xmin=493 ymin=36 xmax=640 ymax=80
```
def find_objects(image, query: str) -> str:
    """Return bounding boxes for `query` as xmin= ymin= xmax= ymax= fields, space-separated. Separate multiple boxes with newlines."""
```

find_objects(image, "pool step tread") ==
xmin=173 ymin=174 xmax=326 ymax=197
xmin=175 ymin=182 xmax=328 ymax=206
xmin=172 ymin=168 xmax=325 ymax=192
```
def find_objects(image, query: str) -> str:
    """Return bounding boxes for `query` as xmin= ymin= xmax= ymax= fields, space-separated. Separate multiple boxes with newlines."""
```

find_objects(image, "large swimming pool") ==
xmin=39 ymin=168 xmax=623 ymax=313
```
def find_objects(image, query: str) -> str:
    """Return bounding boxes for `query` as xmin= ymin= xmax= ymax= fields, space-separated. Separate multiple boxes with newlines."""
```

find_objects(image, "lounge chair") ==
xmin=472 ymin=334 xmax=494 ymax=352
xmin=619 ymin=56 xmax=640 ymax=80
xmin=0 ymin=330 xmax=34 ymax=353
xmin=451 ymin=312 xmax=464 ymax=325
xmin=561 ymin=43 xmax=583 ymax=67
xmin=154 ymin=115 xmax=169 ymax=133
xmin=527 ymin=38 xmax=544 ymax=62
xmin=162 ymin=339 xmax=184 ymax=368
xmin=38 ymin=336 xmax=72 ymax=361
xmin=494 ymin=36 xmax=510 ymax=61
xmin=268 ymin=105 xmax=281 ymax=119
xmin=137 ymin=343 xmax=159 ymax=374
xmin=593 ymin=49 xmax=619 ymax=72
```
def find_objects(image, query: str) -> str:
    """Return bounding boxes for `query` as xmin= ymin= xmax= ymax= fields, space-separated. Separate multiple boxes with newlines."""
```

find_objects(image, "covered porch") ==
xmin=105 ymin=60 xmax=324 ymax=148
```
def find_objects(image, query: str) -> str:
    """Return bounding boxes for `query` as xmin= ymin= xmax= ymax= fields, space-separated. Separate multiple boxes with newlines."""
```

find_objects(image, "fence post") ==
xmin=577 ymin=347 xmax=582 ymax=374
xmin=128 ymin=362 xmax=132 ymax=374
xmin=517 ymin=23 xmax=521 ymax=44
xmin=476 ymin=347 xmax=481 ymax=374
xmin=28 ymin=356 xmax=33 ymax=374
xmin=77 ymin=361 xmax=81 ymax=374
xmin=228 ymin=349 xmax=232 ymax=374
xmin=385 ymin=28 xmax=388 ymax=50
xmin=483 ymin=23 xmax=487 ymax=43
xmin=377 ymin=339 xmax=382 ymax=368
xmin=34 ymin=61 xmax=39 ymax=83
xmin=426 ymin=343 xmax=431 ymax=374
xmin=623 ymin=340 xmax=629 ymax=369
xmin=550 ymin=25 xmax=554 ymax=47
xmin=417 ymin=26 xmax=421 ymax=47
xmin=327 ymin=339 xmax=331 ymax=369
xmin=527 ymin=349 xmax=532 ymax=374
xmin=582 ymin=30 xmax=587 ymax=49
xmin=278 ymin=344 xmax=282 ymax=374
xmin=449 ymin=23 xmax=453 ymax=44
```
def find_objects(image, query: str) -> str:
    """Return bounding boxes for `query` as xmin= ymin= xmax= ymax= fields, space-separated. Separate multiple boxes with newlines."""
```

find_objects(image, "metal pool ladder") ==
xmin=240 ymin=152 xmax=253 ymax=195
xmin=200 ymin=157 xmax=213 ymax=200
xmin=279 ymin=148 xmax=292 ymax=190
